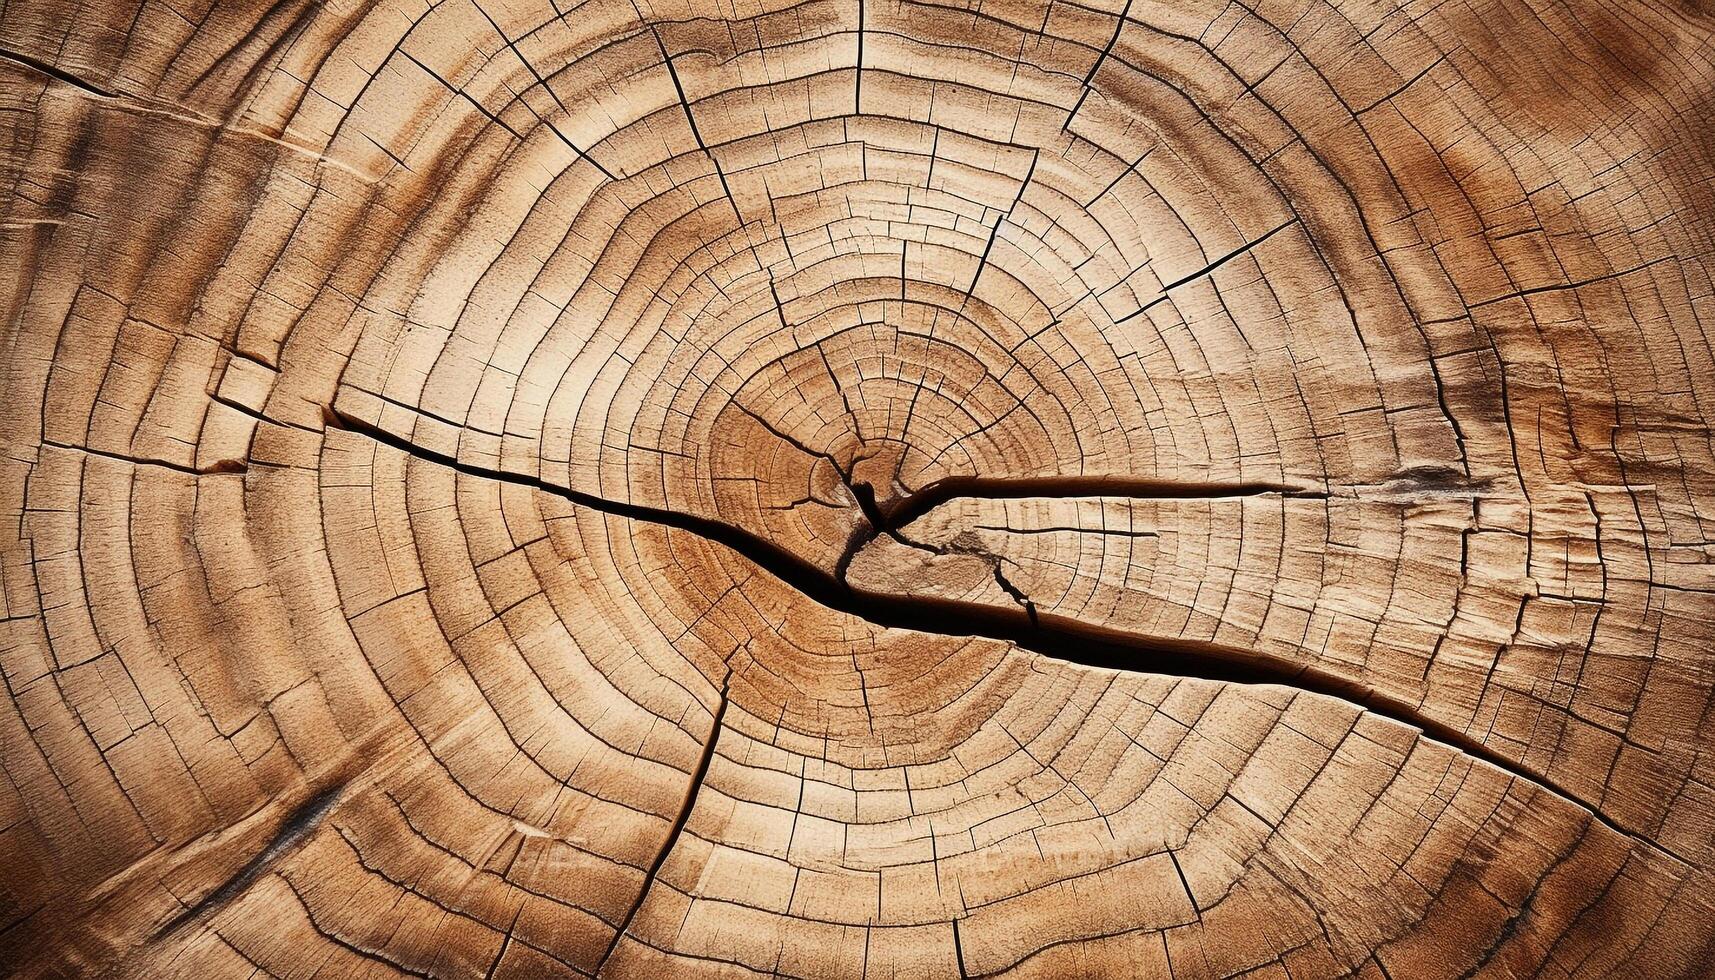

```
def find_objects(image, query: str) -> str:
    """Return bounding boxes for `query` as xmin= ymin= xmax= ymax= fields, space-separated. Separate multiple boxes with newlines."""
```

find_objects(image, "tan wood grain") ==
xmin=2 ymin=0 xmax=1714 ymax=975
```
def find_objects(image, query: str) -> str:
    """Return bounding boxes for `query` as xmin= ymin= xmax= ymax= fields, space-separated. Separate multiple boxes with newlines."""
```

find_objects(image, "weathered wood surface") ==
xmin=2 ymin=0 xmax=1714 ymax=975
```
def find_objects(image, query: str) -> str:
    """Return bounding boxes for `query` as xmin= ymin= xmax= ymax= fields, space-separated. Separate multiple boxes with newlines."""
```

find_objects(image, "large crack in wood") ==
xmin=8 ymin=0 xmax=1712 ymax=971
xmin=735 ymin=400 xmax=1304 ymax=577
xmin=329 ymin=409 xmax=1676 ymax=861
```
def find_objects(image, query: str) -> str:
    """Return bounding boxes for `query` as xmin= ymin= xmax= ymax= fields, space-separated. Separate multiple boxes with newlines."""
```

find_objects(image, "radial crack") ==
xmin=991 ymin=561 xmax=1038 ymax=626
xmin=328 ymin=410 xmax=1675 ymax=861
xmin=596 ymin=676 xmax=731 ymax=974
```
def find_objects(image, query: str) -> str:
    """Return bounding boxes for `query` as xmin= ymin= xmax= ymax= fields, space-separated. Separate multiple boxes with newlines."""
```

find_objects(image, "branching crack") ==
xmin=329 ymin=410 xmax=1676 ymax=861
xmin=734 ymin=402 xmax=1303 ymax=578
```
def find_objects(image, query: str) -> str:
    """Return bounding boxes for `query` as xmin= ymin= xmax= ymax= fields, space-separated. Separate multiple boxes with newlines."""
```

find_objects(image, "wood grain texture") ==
xmin=2 ymin=0 xmax=1714 ymax=975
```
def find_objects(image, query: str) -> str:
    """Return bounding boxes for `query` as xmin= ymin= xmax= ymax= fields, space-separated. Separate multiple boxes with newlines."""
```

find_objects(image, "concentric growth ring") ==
xmin=2 ymin=0 xmax=1713 ymax=976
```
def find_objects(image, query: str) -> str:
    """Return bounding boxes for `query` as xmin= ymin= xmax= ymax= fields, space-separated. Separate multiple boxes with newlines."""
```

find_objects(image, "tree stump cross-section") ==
xmin=2 ymin=0 xmax=1714 ymax=976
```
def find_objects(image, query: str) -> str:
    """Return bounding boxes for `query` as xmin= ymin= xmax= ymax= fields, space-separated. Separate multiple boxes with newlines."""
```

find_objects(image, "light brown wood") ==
xmin=3 ymin=0 xmax=1714 ymax=976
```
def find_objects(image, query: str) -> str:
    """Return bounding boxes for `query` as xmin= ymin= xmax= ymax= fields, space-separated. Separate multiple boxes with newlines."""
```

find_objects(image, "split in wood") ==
xmin=331 ymin=408 xmax=1667 ymax=860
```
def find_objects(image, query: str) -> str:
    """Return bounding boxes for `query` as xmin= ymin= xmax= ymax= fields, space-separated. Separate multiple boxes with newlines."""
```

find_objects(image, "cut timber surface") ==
xmin=2 ymin=0 xmax=1714 ymax=976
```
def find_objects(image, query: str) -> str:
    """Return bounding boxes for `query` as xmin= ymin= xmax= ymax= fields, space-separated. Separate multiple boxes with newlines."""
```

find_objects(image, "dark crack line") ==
xmin=329 ymin=410 xmax=1678 ymax=863
xmin=0 ymin=48 xmax=118 ymax=98
xmin=1126 ymin=218 xmax=1299 ymax=320
xmin=732 ymin=404 xmax=1302 ymax=578
xmin=596 ymin=677 xmax=730 ymax=976
xmin=730 ymin=402 xmax=935 ymax=575
xmin=652 ymin=26 xmax=741 ymax=219
xmin=990 ymin=562 xmax=1038 ymax=626
xmin=879 ymin=473 xmax=1309 ymax=530
xmin=469 ymin=0 xmax=617 ymax=181
xmin=976 ymin=523 xmax=1160 ymax=538
xmin=43 ymin=439 xmax=248 ymax=476
xmin=154 ymin=785 xmax=344 ymax=938
xmin=855 ymin=0 xmax=865 ymax=111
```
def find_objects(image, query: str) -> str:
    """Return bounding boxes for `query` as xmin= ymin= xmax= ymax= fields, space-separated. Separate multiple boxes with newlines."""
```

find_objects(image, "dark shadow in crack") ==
xmin=328 ymin=407 xmax=1676 ymax=862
